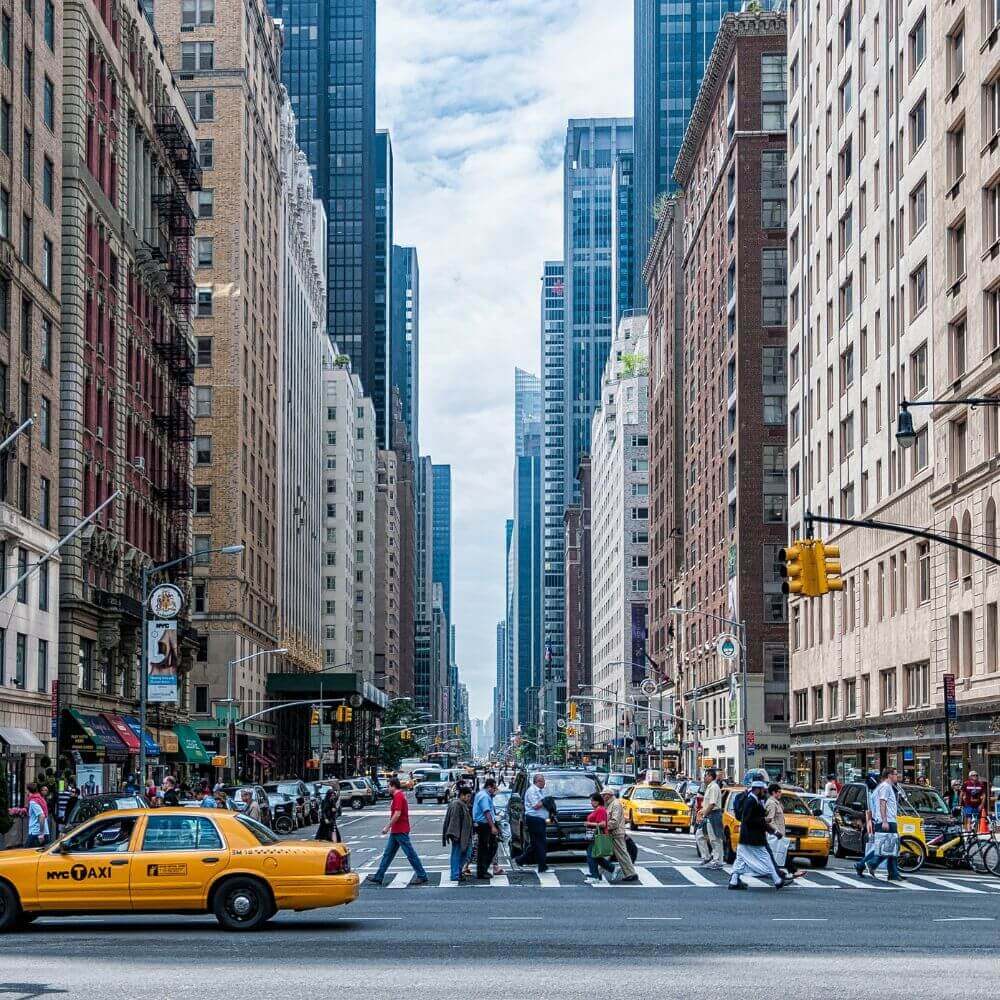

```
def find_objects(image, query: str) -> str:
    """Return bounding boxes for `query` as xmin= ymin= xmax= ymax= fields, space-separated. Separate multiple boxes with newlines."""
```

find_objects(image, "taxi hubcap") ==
xmin=231 ymin=893 xmax=254 ymax=917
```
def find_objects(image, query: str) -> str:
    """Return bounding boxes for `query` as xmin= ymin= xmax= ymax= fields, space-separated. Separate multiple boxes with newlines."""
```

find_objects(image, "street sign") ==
xmin=746 ymin=729 xmax=756 ymax=753
xmin=717 ymin=634 xmax=739 ymax=660
xmin=640 ymin=678 xmax=658 ymax=696
xmin=211 ymin=755 xmax=227 ymax=767
xmin=556 ymin=718 xmax=566 ymax=730
xmin=149 ymin=583 xmax=184 ymax=618
xmin=944 ymin=673 xmax=958 ymax=720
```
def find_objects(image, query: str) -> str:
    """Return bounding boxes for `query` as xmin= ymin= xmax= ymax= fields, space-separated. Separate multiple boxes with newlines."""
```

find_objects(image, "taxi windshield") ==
xmin=633 ymin=787 xmax=682 ymax=802
xmin=900 ymin=786 xmax=949 ymax=814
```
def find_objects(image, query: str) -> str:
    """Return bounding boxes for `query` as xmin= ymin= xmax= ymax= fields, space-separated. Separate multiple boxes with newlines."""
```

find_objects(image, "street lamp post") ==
xmin=224 ymin=647 xmax=288 ymax=783
xmin=897 ymin=397 xmax=1000 ymax=448
xmin=138 ymin=543 xmax=244 ymax=783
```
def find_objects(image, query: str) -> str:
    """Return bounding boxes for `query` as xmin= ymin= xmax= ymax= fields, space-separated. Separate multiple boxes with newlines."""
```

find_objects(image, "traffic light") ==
xmin=310 ymin=706 xmax=320 ymax=725
xmin=401 ymin=729 xmax=412 ymax=741
xmin=568 ymin=702 xmax=578 ymax=721
xmin=454 ymin=726 xmax=461 ymax=736
xmin=334 ymin=705 xmax=353 ymax=723
xmin=817 ymin=541 xmax=844 ymax=594
xmin=780 ymin=540 xmax=820 ymax=597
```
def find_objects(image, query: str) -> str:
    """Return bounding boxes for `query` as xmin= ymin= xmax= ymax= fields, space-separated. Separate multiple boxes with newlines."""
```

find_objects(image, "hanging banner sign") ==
xmin=147 ymin=620 xmax=179 ymax=703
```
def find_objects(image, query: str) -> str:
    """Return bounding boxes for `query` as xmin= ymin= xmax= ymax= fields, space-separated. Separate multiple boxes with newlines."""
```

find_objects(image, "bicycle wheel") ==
xmin=980 ymin=841 xmax=1000 ymax=877
xmin=897 ymin=837 xmax=926 ymax=873
xmin=966 ymin=838 xmax=991 ymax=874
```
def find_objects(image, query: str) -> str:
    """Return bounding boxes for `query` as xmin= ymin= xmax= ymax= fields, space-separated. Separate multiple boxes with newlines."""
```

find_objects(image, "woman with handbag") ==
xmin=584 ymin=792 xmax=615 ymax=883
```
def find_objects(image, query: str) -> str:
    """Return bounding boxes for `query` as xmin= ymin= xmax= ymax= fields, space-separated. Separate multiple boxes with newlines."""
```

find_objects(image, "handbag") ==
xmin=592 ymin=831 xmax=614 ymax=859
xmin=767 ymin=833 xmax=791 ymax=867
xmin=873 ymin=831 xmax=900 ymax=857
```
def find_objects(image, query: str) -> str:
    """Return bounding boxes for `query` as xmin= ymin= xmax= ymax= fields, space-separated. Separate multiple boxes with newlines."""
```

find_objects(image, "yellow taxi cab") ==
xmin=619 ymin=782 xmax=689 ymax=832
xmin=720 ymin=786 xmax=831 ymax=868
xmin=0 ymin=807 xmax=358 ymax=933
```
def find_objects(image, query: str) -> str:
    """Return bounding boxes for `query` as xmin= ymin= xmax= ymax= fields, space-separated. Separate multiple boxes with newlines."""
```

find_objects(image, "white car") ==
xmin=800 ymin=792 xmax=836 ymax=826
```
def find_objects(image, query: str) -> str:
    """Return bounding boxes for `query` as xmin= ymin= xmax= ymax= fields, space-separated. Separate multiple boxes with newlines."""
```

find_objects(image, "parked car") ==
xmin=506 ymin=768 xmax=602 ymax=856
xmin=62 ymin=793 xmax=148 ymax=832
xmin=414 ymin=770 xmax=459 ymax=804
xmin=263 ymin=781 xmax=311 ymax=826
xmin=339 ymin=778 xmax=375 ymax=810
xmin=224 ymin=784 xmax=273 ymax=829
xmin=600 ymin=773 xmax=636 ymax=798
xmin=897 ymin=784 xmax=962 ymax=845
xmin=179 ymin=794 xmax=238 ymax=811
xmin=266 ymin=792 xmax=297 ymax=834
xmin=371 ymin=776 xmax=393 ymax=801
xmin=800 ymin=792 xmax=836 ymax=827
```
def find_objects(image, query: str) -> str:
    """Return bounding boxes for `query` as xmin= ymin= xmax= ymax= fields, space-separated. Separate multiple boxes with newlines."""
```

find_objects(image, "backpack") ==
xmin=731 ymin=790 xmax=749 ymax=822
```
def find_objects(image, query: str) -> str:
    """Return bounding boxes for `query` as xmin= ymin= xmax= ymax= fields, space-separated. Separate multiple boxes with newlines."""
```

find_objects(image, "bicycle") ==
xmin=925 ymin=819 xmax=1000 ymax=876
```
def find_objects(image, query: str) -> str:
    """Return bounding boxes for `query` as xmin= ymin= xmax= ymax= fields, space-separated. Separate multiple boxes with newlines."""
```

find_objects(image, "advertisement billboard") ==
xmin=147 ymin=619 xmax=179 ymax=703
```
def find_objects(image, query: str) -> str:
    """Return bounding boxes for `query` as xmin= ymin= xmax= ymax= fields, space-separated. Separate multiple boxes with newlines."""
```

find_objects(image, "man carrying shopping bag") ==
xmin=602 ymin=788 xmax=639 ymax=884
xmin=868 ymin=767 xmax=903 ymax=883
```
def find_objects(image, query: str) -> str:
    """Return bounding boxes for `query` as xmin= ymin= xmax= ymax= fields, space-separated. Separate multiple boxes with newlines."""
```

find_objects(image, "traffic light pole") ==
xmin=805 ymin=512 xmax=1000 ymax=569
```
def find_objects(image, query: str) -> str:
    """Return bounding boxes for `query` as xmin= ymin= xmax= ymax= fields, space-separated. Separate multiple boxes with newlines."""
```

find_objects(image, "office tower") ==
xmin=589 ymin=318 xmax=650 ymax=744
xmin=432 ymin=463 xmax=452 ymax=625
xmin=415 ymin=457 xmax=435 ymax=622
xmin=58 ymin=2 xmax=202 ymax=768
xmin=633 ymin=0 xmax=744 ymax=309
xmin=159 ymin=0 xmax=286 ymax=768
xmin=561 ymin=118 xmax=633 ymax=509
xmin=375 ymin=448 xmax=401 ymax=697
xmin=514 ymin=367 xmax=542 ymax=456
xmin=269 ymin=1 xmax=376 ymax=386
xmin=278 ymin=103 xmax=328 ymax=678
xmin=373 ymin=129 xmax=393 ymax=447
xmin=564 ymin=455 xmax=593 ymax=742
xmin=647 ymin=10 xmax=788 ymax=779
xmin=391 ymin=246 xmax=420 ymax=454
xmin=612 ymin=150 xmax=635 ymax=331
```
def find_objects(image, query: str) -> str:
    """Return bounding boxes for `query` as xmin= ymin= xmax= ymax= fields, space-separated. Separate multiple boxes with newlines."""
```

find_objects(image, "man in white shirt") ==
xmin=868 ymin=767 xmax=901 ymax=882
xmin=513 ymin=773 xmax=550 ymax=872
xmin=697 ymin=769 xmax=724 ymax=868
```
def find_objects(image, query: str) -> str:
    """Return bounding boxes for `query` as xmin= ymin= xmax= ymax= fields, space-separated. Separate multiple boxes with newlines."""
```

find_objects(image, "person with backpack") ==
xmin=728 ymin=780 xmax=790 ymax=890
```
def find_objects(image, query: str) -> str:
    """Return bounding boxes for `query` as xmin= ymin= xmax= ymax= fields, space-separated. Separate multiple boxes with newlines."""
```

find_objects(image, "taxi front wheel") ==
xmin=213 ymin=877 xmax=274 ymax=932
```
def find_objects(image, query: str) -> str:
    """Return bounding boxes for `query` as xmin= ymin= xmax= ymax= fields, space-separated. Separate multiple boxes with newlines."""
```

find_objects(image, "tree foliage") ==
xmin=378 ymin=699 xmax=427 ymax=769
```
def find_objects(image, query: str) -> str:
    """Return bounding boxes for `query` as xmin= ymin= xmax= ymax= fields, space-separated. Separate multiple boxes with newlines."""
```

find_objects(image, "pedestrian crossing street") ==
xmin=359 ymin=863 xmax=1000 ymax=894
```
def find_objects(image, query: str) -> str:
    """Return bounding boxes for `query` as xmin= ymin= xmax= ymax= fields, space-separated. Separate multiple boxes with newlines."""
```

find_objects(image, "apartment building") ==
xmin=58 ymin=0 xmax=203 ymax=779
xmin=787 ymin=0 xmax=949 ymax=788
xmin=0 ymin=0 xmax=62 ymax=783
xmin=648 ymin=10 xmax=789 ymax=780
xmin=320 ymin=356 xmax=376 ymax=679
xmin=589 ymin=318 xmax=650 ymax=746
xmin=158 ymin=0 xmax=286 ymax=767
xmin=563 ymin=453 xmax=592 ymax=747
xmin=375 ymin=448 xmax=401 ymax=697
xmin=277 ymin=99 xmax=326 ymax=677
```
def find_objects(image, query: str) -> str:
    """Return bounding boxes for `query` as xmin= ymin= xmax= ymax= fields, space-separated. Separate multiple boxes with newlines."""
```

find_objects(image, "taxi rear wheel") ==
xmin=629 ymin=814 xmax=638 ymax=831
xmin=213 ymin=877 xmax=274 ymax=932
xmin=0 ymin=883 xmax=22 ymax=933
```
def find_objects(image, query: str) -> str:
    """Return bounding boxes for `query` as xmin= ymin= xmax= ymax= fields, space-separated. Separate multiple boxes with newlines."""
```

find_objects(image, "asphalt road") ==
xmin=3 ymin=799 xmax=999 ymax=999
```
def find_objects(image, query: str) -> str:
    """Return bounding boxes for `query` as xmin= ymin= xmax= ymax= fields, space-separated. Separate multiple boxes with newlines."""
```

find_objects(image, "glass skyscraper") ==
xmin=432 ymin=464 xmax=452 ymax=625
xmin=373 ymin=128 xmax=393 ymax=447
xmin=391 ymin=246 xmax=420 ymax=454
xmin=612 ymin=151 xmax=635 ymax=331
xmin=561 ymin=119 xmax=633 ymax=508
xmin=632 ymin=0 xmax=742 ymax=308
xmin=271 ymin=0 xmax=376 ymax=382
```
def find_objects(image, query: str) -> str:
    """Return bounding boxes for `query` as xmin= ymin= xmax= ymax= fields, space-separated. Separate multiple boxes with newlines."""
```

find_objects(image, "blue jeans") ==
xmin=449 ymin=840 xmax=472 ymax=880
xmin=373 ymin=833 xmax=428 ymax=882
xmin=860 ymin=823 xmax=899 ymax=878
xmin=586 ymin=843 xmax=614 ymax=878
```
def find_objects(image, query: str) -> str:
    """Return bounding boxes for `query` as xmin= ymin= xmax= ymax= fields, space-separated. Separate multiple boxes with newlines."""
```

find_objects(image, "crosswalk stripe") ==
xmin=490 ymin=874 xmax=510 ymax=887
xmin=537 ymin=870 xmax=560 ymax=888
xmin=909 ymin=873 xmax=985 ymax=893
xmin=386 ymin=873 xmax=411 ymax=888
xmin=675 ymin=865 xmax=715 ymax=887
xmin=787 ymin=875 xmax=836 ymax=889
xmin=818 ymin=871 xmax=874 ymax=889
xmin=634 ymin=866 xmax=661 ymax=887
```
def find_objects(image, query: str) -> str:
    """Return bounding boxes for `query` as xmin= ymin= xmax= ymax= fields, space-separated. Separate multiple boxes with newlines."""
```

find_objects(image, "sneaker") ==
xmin=708 ymin=861 xmax=724 ymax=870
xmin=699 ymin=857 xmax=714 ymax=866
xmin=728 ymin=881 xmax=747 ymax=891
xmin=854 ymin=865 xmax=866 ymax=878
xmin=412 ymin=876 xmax=429 ymax=886
xmin=364 ymin=876 xmax=384 ymax=886
xmin=583 ymin=876 xmax=603 ymax=884
xmin=775 ymin=878 xmax=794 ymax=890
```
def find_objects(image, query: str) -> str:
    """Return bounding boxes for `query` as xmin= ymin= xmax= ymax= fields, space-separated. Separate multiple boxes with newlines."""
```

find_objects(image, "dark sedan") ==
xmin=506 ymin=769 xmax=602 ymax=856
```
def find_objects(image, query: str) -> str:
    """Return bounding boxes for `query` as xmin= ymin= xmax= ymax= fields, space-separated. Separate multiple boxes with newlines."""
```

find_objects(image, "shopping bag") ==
xmin=873 ymin=831 xmax=900 ymax=857
xmin=592 ymin=831 xmax=614 ymax=859
xmin=626 ymin=835 xmax=638 ymax=862
xmin=767 ymin=833 xmax=791 ymax=867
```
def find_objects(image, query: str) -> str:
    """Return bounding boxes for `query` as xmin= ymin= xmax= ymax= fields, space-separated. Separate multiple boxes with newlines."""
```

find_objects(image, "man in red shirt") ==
xmin=960 ymin=771 xmax=988 ymax=830
xmin=366 ymin=777 xmax=429 ymax=886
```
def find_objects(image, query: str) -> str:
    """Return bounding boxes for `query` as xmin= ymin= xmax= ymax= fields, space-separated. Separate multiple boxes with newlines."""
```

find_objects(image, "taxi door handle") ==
xmin=201 ymin=857 xmax=220 ymax=864
xmin=110 ymin=859 xmax=128 ymax=867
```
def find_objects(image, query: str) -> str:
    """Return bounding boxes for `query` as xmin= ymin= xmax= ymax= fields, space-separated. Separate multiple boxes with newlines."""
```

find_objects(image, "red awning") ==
xmin=249 ymin=752 xmax=270 ymax=767
xmin=103 ymin=713 xmax=140 ymax=752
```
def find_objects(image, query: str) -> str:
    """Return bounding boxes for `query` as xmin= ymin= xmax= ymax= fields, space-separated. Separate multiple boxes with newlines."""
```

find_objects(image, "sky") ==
xmin=377 ymin=1 xmax=634 ymax=719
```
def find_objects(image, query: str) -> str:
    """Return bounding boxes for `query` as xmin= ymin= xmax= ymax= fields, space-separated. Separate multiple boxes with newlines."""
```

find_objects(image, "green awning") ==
xmin=65 ymin=708 xmax=105 ymax=749
xmin=172 ymin=723 xmax=211 ymax=764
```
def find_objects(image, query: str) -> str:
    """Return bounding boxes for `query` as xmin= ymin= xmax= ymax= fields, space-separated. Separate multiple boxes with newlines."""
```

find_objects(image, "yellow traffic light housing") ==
xmin=780 ymin=540 xmax=821 ymax=597
xmin=568 ymin=702 xmax=578 ymax=721
xmin=310 ymin=707 xmax=320 ymax=725
xmin=818 ymin=542 xmax=844 ymax=594
xmin=344 ymin=706 xmax=353 ymax=722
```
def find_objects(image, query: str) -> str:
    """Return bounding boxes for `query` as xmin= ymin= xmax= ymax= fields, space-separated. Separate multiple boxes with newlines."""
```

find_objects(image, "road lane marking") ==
xmin=336 ymin=917 xmax=403 ymax=921
xmin=490 ymin=916 xmax=541 ymax=920
xmin=489 ymin=874 xmax=510 ymax=887
xmin=627 ymin=916 xmax=682 ymax=920
xmin=772 ymin=918 xmax=827 ymax=922
xmin=675 ymin=866 xmax=714 ymax=887
xmin=933 ymin=917 xmax=995 ymax=922
xmin=537 ymin=870 xmax=560 ymax=888
xmin=786 ymin=876 xmax=837 ymax=889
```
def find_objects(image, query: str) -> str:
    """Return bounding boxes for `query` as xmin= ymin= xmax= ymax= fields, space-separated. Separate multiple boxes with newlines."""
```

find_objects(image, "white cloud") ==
xmin=378 ymin=0 xmax=633 ymax=718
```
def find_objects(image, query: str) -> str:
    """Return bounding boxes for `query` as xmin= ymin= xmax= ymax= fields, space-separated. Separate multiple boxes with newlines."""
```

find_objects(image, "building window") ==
xmin=196 ymin=287 xmax=213 ymax=317
xmin=39 ymin=395 xmax=50 ymax=448
xmin=904 ymin=661 xmax=930 ymax=709
xmin=20 ymin=214 xmax=30 ymax=264
xmin=194 ymin=534 xmax=212 ymax=565
xmin=194 ymin=385 xmax=213 ymax=417
xmin=198 ymin=139 xmax=214 ymax=170
xmin=951 ymin=418 xmax=968 ymax=479
xmin=22 ymin=128 xmax=32 ymax=184
xmin=41 ymin=237 xmax=52 ymax=288
xmin=909 ymin=95 xmax=927 ymax=155
xmin=194 ymin=435 xmax=212 ymax=465
xmin=42 ymin=76 xmax=54 ymax=131
xmin=42 ymin=156 xmax=53 ymax=210
xmin=16 ymin=547 xmax=27 ymax=603
xmin=183 ymin=90 xmax=215 ymax=122
xmin=913 ymin=428 xmax=929 ymax=473
xmin=910 ymin=261 xmax=927 ymax=317
xmin=908 ymin=13 xmax=926 ymax=73
xmin=0 ymin=100 xmax=9 ymax=157
xmin=37 ymin=637 xmax=47 ymax=692
xmin=760 ymin=53 xmax=787 ymax=130
xmin=948 ymin=220 xmax=966 ymax=285
xmin=761 ymin=149 xmax=786 ymax=228
xmin=761 ymin=248 xmax=787 ymax=325
xmin=196 ymin=337 xmax=212 ymax=366
xmin=194 ymin=684 xmax=209 ymax=713
xmin=194 ymin=485 xmax=211 ymax=515
xmin=14 ymin=632 xmax=25 ymax=688
xmin=948 ymin=22 xmax=965 ymax=90
xmin=22 ymin=46 xmax=32 ymax=101
xmin=196 ymin=237 xmax=213 ymax=267
xmin=909 ymin=178 xmax=927 ymax=236
xmin=182 ymin=0 xmax=215 ymax=26
xmin=181 ymin=41 xmax=214 ymax=72
xmin=910 ymin=343 xmax=928 ymax=397
xmin=880 ymin=668 xmax=897 ymax=713
xmin=197 ymin=190 xmax=214 ymax=219
xmin=44 ymin=1 xmax=54 ymax=50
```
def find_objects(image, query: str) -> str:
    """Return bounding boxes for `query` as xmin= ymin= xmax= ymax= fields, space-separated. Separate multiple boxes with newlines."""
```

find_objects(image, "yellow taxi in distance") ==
xmin=720 ymin=786 xmax=831 ymax=868
xmin=0 ymin=808 xmax=358 ymax=933
xmin=620 ymin=783 xmax=689 ymax=832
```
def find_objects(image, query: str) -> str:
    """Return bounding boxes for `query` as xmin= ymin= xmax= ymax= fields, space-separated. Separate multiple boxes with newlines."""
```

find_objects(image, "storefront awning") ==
xmin=173 ymin=723 xmax=211 ymax=764
xmin=63 ymin=709 xmax=129 ymax=760
xmin=249 ymin=752 xmax=270 ymax=767
xmin=122 ymin=716 xmax=160 ymax=756
xmin=102 ymin=714 xmax=140 ymax=752
xmin=0 ymin=725 xmax=45 ymax=753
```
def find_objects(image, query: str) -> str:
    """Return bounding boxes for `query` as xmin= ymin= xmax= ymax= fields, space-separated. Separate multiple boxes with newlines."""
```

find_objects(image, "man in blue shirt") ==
xmin=472 ymin=778 xmax=499 ymax=879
